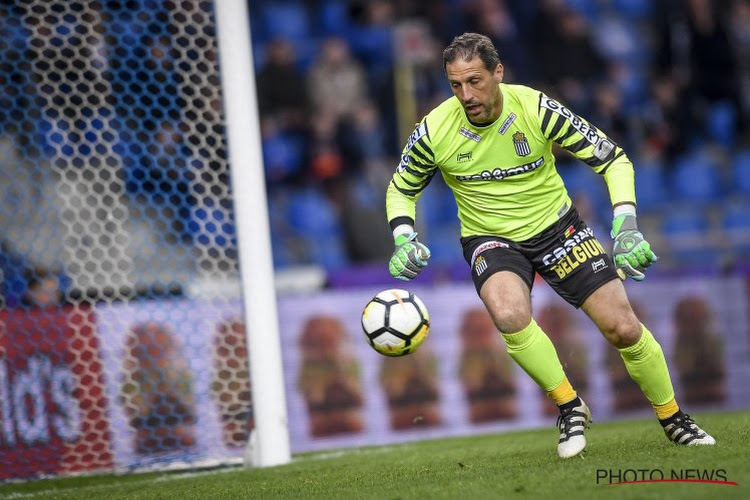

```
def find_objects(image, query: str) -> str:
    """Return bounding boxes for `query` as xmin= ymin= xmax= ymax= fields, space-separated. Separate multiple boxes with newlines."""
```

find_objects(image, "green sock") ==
xmin=618 ymin=325 xmax=675 ymax=406
xmin=501 ymin=319 xmax=566 ymax=392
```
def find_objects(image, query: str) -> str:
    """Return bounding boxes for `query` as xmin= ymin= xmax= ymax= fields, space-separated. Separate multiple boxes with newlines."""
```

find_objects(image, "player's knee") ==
xmin=601 ymin=314 xmax=641 ymax=348
xmin=490 ymin=304 xmax=531 ymax=334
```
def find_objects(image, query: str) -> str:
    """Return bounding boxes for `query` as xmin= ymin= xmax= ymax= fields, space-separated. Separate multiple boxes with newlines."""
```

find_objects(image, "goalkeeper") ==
xmin=386 ymin=32 xmax=714 ymax=458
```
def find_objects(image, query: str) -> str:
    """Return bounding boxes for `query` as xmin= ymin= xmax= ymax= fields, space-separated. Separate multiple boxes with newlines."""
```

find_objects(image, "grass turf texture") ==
xmin=1 ymin=410 xmax=748 ymax=500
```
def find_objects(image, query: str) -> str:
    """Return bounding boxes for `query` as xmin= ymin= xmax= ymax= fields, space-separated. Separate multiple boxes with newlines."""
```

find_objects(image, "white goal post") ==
xmin=214 ymin=0 xmax=291 ymax=467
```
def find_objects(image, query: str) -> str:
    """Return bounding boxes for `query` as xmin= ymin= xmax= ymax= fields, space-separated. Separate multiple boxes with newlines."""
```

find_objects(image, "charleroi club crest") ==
xmin=512 ymin=130 xmax=531 ymax=157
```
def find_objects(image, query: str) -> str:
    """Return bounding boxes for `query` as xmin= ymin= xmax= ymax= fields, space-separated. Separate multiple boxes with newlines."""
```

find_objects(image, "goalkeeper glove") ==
xmin=611 ymin=213 xmax=658 ymax=281
xmin=388 ymin=232 xmax=431 ymax=281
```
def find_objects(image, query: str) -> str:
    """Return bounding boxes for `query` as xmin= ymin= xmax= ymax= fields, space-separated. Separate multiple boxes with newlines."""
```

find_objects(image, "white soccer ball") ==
xmin=361 ymin=289 xmax=430 ymax=356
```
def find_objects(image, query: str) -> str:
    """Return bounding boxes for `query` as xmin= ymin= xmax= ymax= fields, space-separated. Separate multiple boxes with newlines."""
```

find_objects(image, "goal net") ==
xmin=0 ymin=0 xmax=256 ymax=478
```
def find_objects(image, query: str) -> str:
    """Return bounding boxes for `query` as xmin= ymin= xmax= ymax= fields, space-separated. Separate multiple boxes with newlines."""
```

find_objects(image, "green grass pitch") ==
xmin=1 ymin=411 xmax=748 ymax=500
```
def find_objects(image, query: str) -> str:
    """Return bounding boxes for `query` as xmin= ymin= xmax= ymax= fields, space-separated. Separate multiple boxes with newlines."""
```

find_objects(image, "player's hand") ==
xmin=388 ymin=232 xmax=431 ymax=281
xmin=611 ymin=213 xmax=658 ymax=281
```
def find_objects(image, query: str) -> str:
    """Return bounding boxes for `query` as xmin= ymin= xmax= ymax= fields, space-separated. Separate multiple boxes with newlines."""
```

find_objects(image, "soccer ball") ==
xmin=361 ymin=289 xmax=430 ymax=356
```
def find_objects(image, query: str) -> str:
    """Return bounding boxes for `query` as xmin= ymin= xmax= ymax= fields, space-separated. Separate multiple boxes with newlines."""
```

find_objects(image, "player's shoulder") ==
xmin=501 ymin=83 xmax=544 ymax=107
xmin=421 ymin=95 xmax=463 ymax=139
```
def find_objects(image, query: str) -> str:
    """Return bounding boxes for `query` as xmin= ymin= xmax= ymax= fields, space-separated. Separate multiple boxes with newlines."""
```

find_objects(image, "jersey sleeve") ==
xmin=386 ymin=120 xmax=438 ymax=229
xmin=537 ymin=93 xmax=636 ymax=207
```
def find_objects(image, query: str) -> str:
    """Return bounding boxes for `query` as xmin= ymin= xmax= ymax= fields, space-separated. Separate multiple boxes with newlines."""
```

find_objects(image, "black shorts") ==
xmin=461 ymin=207 xmax=619 ymax=308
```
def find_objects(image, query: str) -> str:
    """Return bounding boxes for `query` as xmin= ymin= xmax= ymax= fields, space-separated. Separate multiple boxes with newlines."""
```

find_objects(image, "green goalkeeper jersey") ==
xmin=386 ymin=83 xmax=636 ymax=240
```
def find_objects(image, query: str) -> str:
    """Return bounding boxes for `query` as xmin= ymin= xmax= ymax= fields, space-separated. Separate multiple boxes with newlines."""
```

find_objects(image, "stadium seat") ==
xmin=613 ymin=0 xmax=652 ymax=19
xmin=287 ymin=188 xmax=348 ymax=268
xmin=564 ymin=0 xmax=600 ymax=22
xmin=661 ymin=207 xmax=719 ymax=266
xmin=426 ymin=224 xmax=461 ymax=266
xmin=731 ymin=150 xmax=750 ymax=197
xmin=262 ymin=130 xmax=305 ymax=184
xmin=418 ymin=179 xmax=457 ymax=230
xmin=261 ymin=2 xmax=311 ymax=44
xmin=720 ymin=199 xmax=750 ymax=257
xmin=706 ymin=101 xmax=737 ymax=149
xmin=287 ymin=188 xmax=342 ymax=236
xmin=633 ymin=159 xmax=669 ymax=213
xmin=559 ymin=163 xmax=610 ymax=216
xmin=318 ymin=0 xmax=351 ymax=36
xmin=670 ymin=154 xmax=724 ymax=205
xmin=306 ymin=233 xmax=349 ymax=269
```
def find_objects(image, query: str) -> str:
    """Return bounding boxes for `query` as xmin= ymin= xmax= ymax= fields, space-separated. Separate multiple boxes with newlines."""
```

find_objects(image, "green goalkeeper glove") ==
xmin=611 ymin=213 xmax=658 ymax=282
xmin=388 ymin=232 xmax=431 ymax=281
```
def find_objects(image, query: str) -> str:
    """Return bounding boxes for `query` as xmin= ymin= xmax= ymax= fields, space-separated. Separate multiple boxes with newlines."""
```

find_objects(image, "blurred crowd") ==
xmin=252 ymin=0 xmax=750 ymax=272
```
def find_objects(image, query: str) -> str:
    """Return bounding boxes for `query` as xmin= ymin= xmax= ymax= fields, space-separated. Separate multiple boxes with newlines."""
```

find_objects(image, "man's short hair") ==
xmin=442 ymin=33 xmax=501 ymax=72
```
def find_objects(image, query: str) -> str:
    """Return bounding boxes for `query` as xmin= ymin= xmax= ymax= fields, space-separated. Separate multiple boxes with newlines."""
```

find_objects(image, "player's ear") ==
xmin=493 ymin=63 xmax=504 ymax=83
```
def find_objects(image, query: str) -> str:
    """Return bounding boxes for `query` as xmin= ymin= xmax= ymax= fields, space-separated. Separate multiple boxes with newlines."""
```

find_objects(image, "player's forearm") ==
xmin=603 ymin=157 xmax=636 ymax=208
xmin=386 ymin=180 xmax=417 ymax=236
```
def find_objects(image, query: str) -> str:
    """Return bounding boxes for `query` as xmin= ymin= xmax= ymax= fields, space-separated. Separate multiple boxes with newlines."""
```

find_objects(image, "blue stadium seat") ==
xmin=661 ymin=208 xmax=718 ymax=266
xmin=720 ymin=199 xmax=750 ymax=256
xmin=306 ymin=233 xmax=349 ymax=269
xmin=287 ymin=188 xmax=349 ymax=268
xmin=262 ymin=130 xmax=305 ymax=184
xmin=318 ymin=0 xmax=351 ymax=36
xmin=418 ymin=179 xmax=457 ymax=230
xmin=634 ymin=160 xmax=669 ymax=213
xmin=261 ymin=2 xmax=311 ymax=44
xmin=670 ymin=154 xmax=724 ymax=205
xmin=348 ymin=25 xmax=393 ymax=77
xmin=613 ymin=0 xmax=652 ymax=19
xmin=426 ymin=224 xmax=461 ymax=266
xmin=731 ymin=150 xmax=750 ymax=196
xmin=287 ymin=188 xmax=342 ymax=236
xmin=559 ymin=163 xmax=610 ymax=215
xmin=706 ymin=101 xmax=737 ymax=149
xmin=564 ymin=0 xmax=600 ymax=21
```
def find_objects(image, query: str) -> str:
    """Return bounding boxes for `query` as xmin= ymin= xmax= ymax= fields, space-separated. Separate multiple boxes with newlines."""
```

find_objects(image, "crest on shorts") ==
xmin=512 ymin=130 xmax=531 ymax=157
xmin=474 ymin=255 xmax=488 ymax=276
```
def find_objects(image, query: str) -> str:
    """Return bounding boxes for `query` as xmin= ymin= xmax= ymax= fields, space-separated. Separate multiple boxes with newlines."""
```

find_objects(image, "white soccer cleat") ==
xmin=661 ymin=411 xmax=716 ymax=446
xmin=556 ymin=398 xmax=592 ymax=458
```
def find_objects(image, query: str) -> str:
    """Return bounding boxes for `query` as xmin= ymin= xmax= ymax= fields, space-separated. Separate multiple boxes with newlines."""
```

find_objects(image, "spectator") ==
xmin=729 ymin=0 xmax=750 ymax=140
xmin=256 ymin=38 xmax=310 ymax=131
xmin=531 ymin=0 xmax=605 ymax=111
xmin=641 ymin=73 xmax=692 ymax=163
xmin=463 ymin=0 xmax=535 ymax=82
xmin=307 ymin=37 xmax=368 ymax=123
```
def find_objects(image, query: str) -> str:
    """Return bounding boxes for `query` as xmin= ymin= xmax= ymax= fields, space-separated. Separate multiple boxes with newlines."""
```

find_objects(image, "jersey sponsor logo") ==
xmin=398 ymin=122 xmax=428 ymax=172
xmin=455 ymin=156 xmax=544 ymax=182
xmin=540 ymin=226 xmax=607 ymax=279
xmin=548 ymin=239 xmax=607 ymax=279
xmin=470 ymin=240 xmax=509 ymax=267
xmin=512 ymin=131 xmax=531 ymax=156
xmin=498 ymin=112 xmax=517 ymax=135
xmin=459 ymin=127 xmax=482 ymax=142
xmin=540 ymin=95 xmax=605 ymax=147
xmin=456 ymin=151 xmax=473 ymax=163
xmin=474 ymin=255 xmax=488 ymax=276
xmin=541 ymin=226 xmax=597 ymax=267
